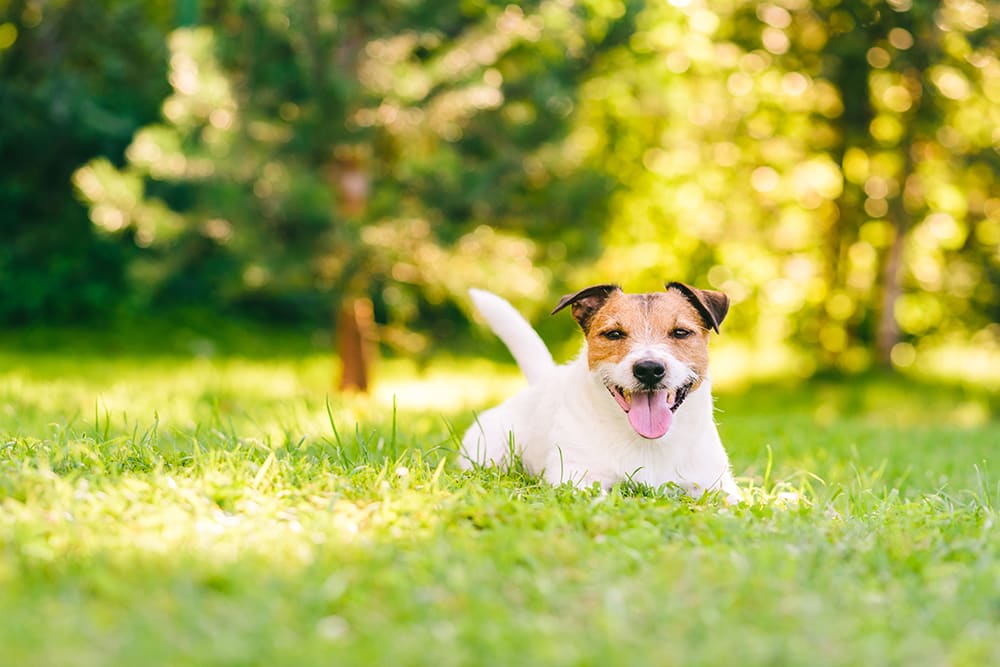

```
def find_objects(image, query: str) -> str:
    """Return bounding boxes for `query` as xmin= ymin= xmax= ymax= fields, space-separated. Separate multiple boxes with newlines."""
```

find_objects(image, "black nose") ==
xmin=633 ymin=360 xmax=665 ymax=387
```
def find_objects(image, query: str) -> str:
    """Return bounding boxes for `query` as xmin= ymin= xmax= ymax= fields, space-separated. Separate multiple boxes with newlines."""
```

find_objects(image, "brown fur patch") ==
xmin=584 ymin=291 xmax=713 ymax=389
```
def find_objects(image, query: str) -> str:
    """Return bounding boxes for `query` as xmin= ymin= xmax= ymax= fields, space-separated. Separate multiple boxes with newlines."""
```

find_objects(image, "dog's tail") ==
xmin=469 ymin=288 xmax=555 ymax=385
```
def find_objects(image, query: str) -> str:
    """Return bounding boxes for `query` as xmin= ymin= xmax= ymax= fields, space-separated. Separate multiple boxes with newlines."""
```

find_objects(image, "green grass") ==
xmin=1 ymin=338 xmax=999 ymax=667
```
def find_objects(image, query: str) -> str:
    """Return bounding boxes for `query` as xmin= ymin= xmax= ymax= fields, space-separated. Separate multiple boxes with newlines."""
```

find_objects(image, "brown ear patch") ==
xmin=551 ymin=284 xmax=621 ymax=332
xmin=665 ymin=282 xmax=730 ymax=333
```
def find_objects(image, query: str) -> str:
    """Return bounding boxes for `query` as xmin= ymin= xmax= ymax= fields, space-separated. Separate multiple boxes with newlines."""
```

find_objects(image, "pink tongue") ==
xmin=627 ymin=390 xmax=673 ymax=439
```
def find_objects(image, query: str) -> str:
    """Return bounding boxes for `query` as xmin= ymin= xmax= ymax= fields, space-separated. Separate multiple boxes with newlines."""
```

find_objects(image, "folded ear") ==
xmin=665 ymin=282 xmax=730 ymax=333
xmin=551 ymin=284 xmax=621 ymax=332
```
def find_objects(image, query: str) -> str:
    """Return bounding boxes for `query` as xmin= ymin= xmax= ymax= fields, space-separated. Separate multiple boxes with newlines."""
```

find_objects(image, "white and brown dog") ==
xmin=460 ymin=283 xmax=740 ymax=501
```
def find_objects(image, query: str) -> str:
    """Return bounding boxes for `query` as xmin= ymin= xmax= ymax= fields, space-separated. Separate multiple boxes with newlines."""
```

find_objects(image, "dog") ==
xmin=459 ymin=282 xmax=740 ymax=501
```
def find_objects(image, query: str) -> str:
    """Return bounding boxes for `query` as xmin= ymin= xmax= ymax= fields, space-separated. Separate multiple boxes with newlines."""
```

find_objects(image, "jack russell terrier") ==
xmin=460 ymin=283 xmax=740 ymax=501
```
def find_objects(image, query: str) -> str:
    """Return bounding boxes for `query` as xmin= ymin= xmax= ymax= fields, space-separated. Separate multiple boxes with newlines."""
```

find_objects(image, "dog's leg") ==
xmin=459 ymin=406 xmax=517 ymax=470
xmin=539 ymin=448 xmax=614 ymax=490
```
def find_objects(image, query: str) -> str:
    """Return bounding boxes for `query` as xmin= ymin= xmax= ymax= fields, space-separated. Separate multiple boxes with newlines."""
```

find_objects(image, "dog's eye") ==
xmin=601 ymin=329 xmax=626 ymax=341
xmin=671 ymin=328 xmax=693 ymax=339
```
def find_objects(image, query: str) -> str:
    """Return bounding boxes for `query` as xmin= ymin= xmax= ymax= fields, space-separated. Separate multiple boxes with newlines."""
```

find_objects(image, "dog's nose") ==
xmin=632 ymin=360 xmax=666 ymax=387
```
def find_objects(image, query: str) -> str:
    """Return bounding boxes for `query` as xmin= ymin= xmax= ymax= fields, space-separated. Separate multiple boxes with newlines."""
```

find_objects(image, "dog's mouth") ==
xmin=606 ymin=381 xmax=693 ymax=440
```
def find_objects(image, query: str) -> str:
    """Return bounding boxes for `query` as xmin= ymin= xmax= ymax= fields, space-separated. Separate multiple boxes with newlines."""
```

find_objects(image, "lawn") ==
xmin=1 ymin=333 xmax=998 ymax=667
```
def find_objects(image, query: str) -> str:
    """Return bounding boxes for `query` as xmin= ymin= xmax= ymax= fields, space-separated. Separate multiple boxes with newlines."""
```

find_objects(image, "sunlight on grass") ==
xmin=917 ymin=343 xmax=1000 ymax=391
xmin=1 ymin=343 xmax=998 ymax=667
xmin=373 ymin=360 xmax=526 ymax=412
xmin=0 ymin=450 xmax=456 ymax=580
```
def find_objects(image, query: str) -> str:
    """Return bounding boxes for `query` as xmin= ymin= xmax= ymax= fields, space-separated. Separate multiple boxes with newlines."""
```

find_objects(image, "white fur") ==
xmin=469 ymin=288 xmax=555 ymax=384
xmin=461 ymin=290 xmax=740 ymax=502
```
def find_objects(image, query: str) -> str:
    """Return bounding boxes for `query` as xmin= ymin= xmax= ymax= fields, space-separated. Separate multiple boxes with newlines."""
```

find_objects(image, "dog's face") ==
xmin=552 ymin=283 xmax=729 ymax=440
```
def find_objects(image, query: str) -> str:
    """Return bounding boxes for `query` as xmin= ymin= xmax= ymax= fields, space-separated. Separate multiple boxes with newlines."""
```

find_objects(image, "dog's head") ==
xmin=552 ymin=282 xmax=729 ymax=440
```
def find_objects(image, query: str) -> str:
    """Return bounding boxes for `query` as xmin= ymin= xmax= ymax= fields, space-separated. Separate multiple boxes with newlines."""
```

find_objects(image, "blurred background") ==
xmin=1 ymin=0 xmax=998 ymax=391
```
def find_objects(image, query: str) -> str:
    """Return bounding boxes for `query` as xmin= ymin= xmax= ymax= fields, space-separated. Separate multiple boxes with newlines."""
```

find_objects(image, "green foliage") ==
xmin=3 ymin=0 xmax=999 ymax=372
xmin=1 ymin=344 xmax=999 ymax=666
xmin=73 ymin=0 xmax=631 ymax=329
xmin=572 ymin=0 xmax=1000 ymax=370
xmin=0 ymin=0 xmax=171 ymax=323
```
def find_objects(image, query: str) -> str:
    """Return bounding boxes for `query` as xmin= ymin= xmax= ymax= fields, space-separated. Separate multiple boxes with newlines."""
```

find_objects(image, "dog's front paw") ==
xmin=541 ymin=459 xmax=615 ymax=492
xmin=681 ymin=480 xmax=742 ymax=505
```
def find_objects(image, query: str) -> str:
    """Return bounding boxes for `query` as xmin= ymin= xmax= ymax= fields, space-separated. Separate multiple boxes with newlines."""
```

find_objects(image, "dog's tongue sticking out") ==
xmin=611 ymin=389 xmax=673 ymax=439
xmin=628 ymin=390 xmax=673 ymax=439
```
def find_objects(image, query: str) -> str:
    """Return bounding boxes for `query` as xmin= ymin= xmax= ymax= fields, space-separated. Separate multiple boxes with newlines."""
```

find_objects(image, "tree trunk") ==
xmin=299 ymin=0 xmax=376 ymax=392
xmin=875 ymin=13 xmax=932 ymax=369
xmin=875 ymin=218 xmax=904 ymax=367
xmin=330 ymin=149 xmax=373 ymax=392
xmin=876 ymin=117 xmax=916 ymax=369
xmin=336 ymin=297 xmax=376 ymax=392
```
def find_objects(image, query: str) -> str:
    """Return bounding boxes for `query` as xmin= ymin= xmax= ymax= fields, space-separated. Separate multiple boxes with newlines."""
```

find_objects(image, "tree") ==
xmin=74 ymin=0 xmax=635 ymax=388
xmin=0 ymin=0 xmax=171 ymax=324
xmin=559 ymin=0 xmax=1000 ymax=373
xmin=813 ymin=0 xmax=1000 ymax=367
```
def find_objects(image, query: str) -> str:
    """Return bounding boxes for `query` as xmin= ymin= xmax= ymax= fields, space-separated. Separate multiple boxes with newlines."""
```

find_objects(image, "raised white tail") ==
xmin=469 ymin=289 xmax=555 ymax=385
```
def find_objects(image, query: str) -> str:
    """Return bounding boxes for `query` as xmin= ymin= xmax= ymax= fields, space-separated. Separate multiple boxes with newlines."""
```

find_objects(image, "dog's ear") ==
xmin=665 ymin=282 xmax=730 ymax=333
xmin=551 ymin=284 xmax=621 ymax=332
